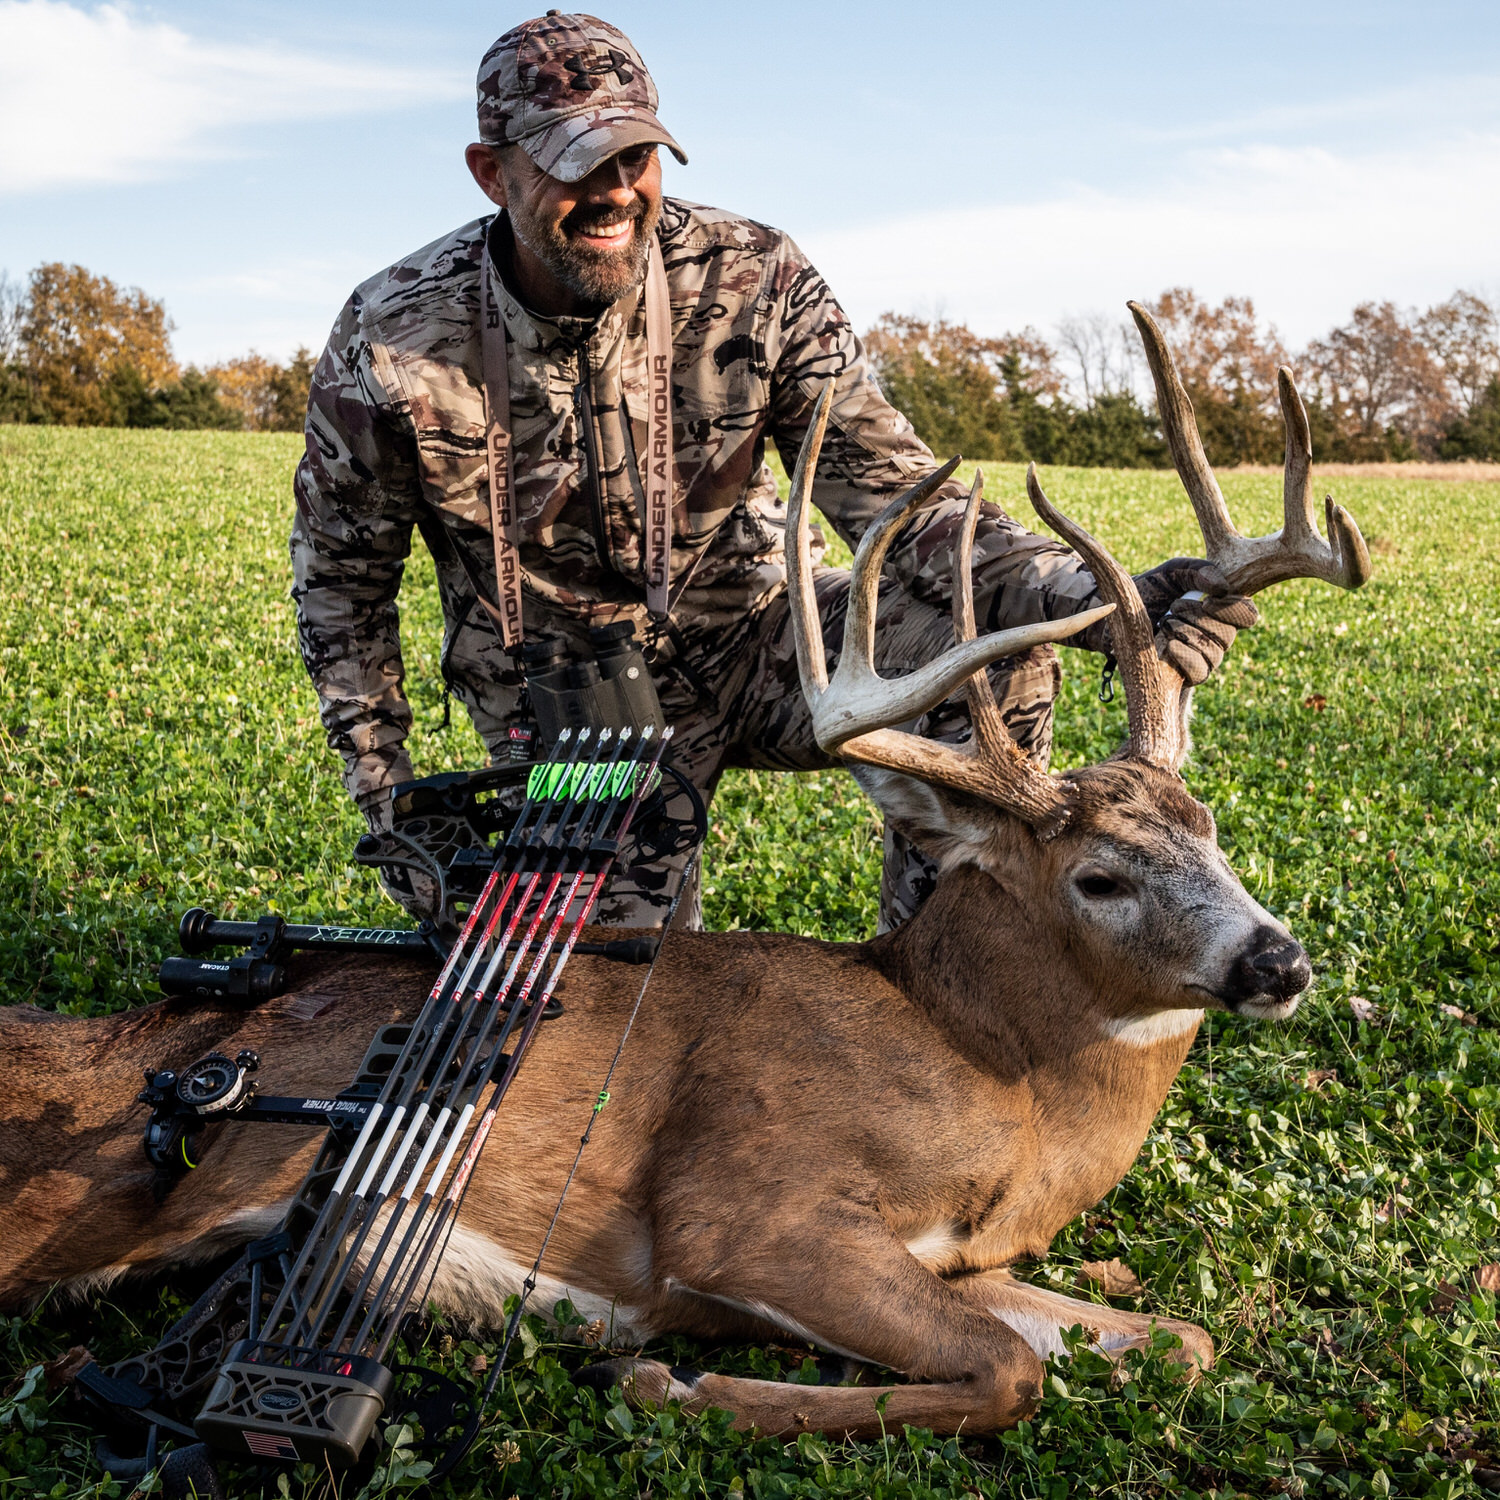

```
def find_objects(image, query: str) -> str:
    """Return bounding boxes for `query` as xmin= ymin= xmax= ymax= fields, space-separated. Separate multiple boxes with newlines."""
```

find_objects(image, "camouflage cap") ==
xmin=477 ymin=12 xmax=687 ymax=183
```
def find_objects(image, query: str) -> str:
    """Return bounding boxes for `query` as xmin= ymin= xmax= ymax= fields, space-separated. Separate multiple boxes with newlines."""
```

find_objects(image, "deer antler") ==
xmin=1128 ymin=301 xmax=1372 ymax=595
xmin=1026 ymin=466 xmax=1190 ymax=770
xmin=786 ymin=383 xmax=1114 ymax=825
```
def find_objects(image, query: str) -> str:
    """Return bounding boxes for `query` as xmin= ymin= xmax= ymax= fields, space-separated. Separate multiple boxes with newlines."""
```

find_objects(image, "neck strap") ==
xmin=478 ymin=230 xmax=675 ymax=651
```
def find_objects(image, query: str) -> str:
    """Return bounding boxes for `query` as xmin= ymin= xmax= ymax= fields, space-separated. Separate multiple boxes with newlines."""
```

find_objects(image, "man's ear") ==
xmin=465 ymin=143 xmax=509 ymax=208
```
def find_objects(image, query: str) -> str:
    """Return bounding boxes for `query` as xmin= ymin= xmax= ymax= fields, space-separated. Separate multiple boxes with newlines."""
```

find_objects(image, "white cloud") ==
xmin=0 ymin=0 xmax=465 ymax=193
xmin=804 ymin=130 xmax=1500 ymax=352
xmin=1132 ymin=72 xmax=1500 ymax=149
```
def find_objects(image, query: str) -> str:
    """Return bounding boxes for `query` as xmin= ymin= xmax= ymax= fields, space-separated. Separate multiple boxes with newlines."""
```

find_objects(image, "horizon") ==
xmin=2 ymin=0 xmax=1498 ymax=368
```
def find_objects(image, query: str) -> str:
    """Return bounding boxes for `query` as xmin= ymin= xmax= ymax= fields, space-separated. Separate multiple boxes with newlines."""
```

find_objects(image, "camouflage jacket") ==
xmin=291 ymin=198 xmax=1100 ymax=804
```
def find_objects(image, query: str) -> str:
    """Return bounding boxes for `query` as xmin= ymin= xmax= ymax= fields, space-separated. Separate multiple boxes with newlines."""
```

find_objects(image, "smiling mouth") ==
xmin=566 ymin=218 xmax=636 ymax=250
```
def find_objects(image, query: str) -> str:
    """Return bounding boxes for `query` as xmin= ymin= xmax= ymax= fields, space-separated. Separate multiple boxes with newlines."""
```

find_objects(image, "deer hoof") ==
xmin=577 ymin=1356 xmax=678 ymax=1407
xmin=1166 ymin=1323 xmax=1215 ymax=1374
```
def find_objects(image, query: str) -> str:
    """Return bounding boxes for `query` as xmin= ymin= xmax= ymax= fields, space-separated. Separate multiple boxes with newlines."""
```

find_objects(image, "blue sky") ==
xmin=2 ymin=0 xmax=1497 ymax=368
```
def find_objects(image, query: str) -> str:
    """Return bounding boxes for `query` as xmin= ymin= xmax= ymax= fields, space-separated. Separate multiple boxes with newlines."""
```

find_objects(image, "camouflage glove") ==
xmin=356 ymin=790 xmax=442 ymax=923
xmin=1158 ymin=591 xmax=1260 ymax=685
xmin=1079 ymin=557 xmax=1259 ymax=686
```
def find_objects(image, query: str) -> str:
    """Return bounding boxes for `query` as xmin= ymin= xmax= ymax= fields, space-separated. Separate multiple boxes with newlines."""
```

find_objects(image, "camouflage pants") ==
xmin=471 ymin=569 xmax=1061 ymax=935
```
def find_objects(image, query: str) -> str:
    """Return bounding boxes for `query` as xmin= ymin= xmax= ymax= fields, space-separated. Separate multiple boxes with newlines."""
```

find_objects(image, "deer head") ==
xmin=785 ymin=317 xmax=1371 ymax=1025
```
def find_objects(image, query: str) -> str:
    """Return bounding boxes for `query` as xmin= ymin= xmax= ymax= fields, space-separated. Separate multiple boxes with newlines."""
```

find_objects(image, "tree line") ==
xmin=0 ymin=263 xmax=312 ymax=432
xmin=2 ymin=261 xmax=1497 ymax=465
xmin=867 ymin=288 xmax=1500 ymax=465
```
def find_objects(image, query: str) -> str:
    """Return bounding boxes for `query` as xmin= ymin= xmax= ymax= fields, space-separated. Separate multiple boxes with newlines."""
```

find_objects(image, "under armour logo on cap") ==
xmin=564 ymin=47 xmax=635 ymax=92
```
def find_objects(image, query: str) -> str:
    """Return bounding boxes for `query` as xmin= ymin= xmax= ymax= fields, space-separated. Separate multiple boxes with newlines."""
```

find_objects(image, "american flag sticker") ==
xmin=244 ymin=1431 xmax=300 ymax=1461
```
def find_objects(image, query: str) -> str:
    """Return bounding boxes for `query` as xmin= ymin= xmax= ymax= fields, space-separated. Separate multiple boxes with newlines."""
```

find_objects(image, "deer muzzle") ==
xmin=1224 ymin=929 xmax=1312 ymax=1017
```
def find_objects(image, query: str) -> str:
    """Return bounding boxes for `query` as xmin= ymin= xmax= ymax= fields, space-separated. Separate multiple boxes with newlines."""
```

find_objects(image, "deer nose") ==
xmin=1228 ymin=930 xmax=1311 ymax=1002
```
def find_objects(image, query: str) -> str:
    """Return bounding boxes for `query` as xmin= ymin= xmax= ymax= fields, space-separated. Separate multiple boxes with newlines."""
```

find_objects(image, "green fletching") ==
xmin=525 ymin=758 xmax=661 ymax=802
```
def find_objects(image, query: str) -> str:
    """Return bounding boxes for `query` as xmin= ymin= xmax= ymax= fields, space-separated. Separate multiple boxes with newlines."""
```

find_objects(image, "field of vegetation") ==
xmin=1 ymin=427 xmax=1497 ymax=1498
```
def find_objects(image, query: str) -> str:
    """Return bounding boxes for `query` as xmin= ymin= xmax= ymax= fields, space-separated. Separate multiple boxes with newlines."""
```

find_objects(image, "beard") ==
xmin=507 ymin=191 xmax=659 ymax=312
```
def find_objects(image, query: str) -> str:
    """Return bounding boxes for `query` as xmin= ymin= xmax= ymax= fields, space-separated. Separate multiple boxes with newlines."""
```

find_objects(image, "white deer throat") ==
xmin=1100 ymin=1008 xmax=1204 ymax=1048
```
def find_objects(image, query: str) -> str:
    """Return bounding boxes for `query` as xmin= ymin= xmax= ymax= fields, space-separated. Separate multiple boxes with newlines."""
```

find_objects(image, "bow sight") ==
xmin=74 ymin=719 xmax=705 ymax=1496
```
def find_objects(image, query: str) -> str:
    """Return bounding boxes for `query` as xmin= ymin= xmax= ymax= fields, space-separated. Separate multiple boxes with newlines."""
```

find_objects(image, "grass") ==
xmin=0 ymin=426 xmax=1497 ymax=1498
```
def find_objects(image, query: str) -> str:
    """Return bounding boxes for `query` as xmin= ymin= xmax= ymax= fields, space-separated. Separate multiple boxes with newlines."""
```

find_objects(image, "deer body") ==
xmin=0 ymin=309 xmax=1363 ymax=1438
xmin=1 ymin=891 xmax=1196 ymax=1316
xmin=0 ymin=781 xmax=1282 ymax=1435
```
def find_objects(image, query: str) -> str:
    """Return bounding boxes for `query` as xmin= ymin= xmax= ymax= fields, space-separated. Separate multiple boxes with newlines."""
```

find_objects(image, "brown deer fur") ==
xmin=0 ymin=759 xmax=1304 ymax=1439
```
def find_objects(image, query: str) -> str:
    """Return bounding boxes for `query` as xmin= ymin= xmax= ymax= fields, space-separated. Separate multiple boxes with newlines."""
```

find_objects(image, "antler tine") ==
xmin=1278 ymin=367 xmax=1373 ymax=590
xmin=1325 ymin=497 xmax=1373 ymax=590
xmin=1128 ymin=300 xmax=1372 ymax=595
xmin=805 ymin=449 xmax=1112 ymax=748
xmin=953 ymin=470 xmax=1010 ymax=752
xmin=785 ymin=387 xmax=1113 ymax=823
xmin=1278 ymin=366 xmax=1318 ymax=550
xmin=1128 ymin=300 xmax=1239 ymax=558
xmin=842 ymin=452 xmax=967 ymax=681
xmin=786 ymin=381 xmax=837 ymax=700
xmin=1027 ymin=464 xmax=1182 ymax=769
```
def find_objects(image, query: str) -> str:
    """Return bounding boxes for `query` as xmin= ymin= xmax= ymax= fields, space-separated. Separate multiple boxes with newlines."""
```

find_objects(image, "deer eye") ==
xmin=1076 ymin=873 xmax=1124 ymax=899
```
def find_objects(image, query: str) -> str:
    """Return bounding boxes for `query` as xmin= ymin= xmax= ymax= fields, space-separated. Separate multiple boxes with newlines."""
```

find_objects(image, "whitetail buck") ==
xmin=0 ymin=307 xmax=1368 ymax=1438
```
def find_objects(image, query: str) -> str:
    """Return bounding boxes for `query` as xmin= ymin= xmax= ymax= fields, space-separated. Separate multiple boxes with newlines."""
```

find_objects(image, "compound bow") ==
xmin=74 ymin=724 xmax=705 ymax=1496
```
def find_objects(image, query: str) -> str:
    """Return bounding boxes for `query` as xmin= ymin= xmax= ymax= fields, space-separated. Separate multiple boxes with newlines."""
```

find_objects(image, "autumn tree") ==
xmin=19 ymin=262 xmax=178 ymax=425
xmin=270 ymin=348 xmax=315 ymax=430
xmin=0 ymin=272 xmax=31 ymax=422
xmin=1055 ymin=312 xmax=1140 ymax=406
xmin=1439 ymin=377 xmax=1500 ymax=459
xmin=1136 ymin=289 xmax=1288 ymax=465
xmin=1301 ymin=300 xmax=1451 ymax=457
xmin=0 ymin=272 xmax=21 ymax=365
xmin=1419 ymin=290 xmax=1500 ymax=419
xmin=207 ymin=347 xmax=316 ymax=431
xmin=205 ymin=351 xmax=280 ymax=429
xmin=864 ymin=315 xmax=1051 ymax=459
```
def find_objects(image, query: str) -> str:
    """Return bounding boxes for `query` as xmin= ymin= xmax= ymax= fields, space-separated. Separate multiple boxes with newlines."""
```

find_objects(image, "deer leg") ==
xmin=585 ymin=1209 xmax=1045 ymax=1438
xmin=948 ymin=1267 xmax=1213 ymax=1370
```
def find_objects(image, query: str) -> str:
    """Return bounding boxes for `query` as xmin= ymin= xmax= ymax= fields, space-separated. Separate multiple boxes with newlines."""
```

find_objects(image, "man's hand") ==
xmin=1080 ymin=557 xmax=1259 ymax=685
xmin=1134 ymin=557 xmax=1259 ymax=686
xmin=1158 ymin=590 xmax=1260 ymax=685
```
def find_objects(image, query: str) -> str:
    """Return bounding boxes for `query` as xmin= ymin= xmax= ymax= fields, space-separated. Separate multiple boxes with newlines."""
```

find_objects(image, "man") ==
xmin=292 ymin=11 xmax=1254 ymax=931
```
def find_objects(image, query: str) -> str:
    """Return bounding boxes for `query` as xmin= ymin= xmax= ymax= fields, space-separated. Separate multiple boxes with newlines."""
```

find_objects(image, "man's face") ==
xmin=477 ymin=143 xmax=662 ymax=312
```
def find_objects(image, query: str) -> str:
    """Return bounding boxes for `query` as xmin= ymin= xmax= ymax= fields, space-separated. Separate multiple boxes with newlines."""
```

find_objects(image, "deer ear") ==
xmin=849 ymin=766 xmax=998 ymax=871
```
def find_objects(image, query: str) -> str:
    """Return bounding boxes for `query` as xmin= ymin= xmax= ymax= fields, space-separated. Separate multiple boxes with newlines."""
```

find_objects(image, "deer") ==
xmin=0 ymin=305 xmax=1369 ymax=1441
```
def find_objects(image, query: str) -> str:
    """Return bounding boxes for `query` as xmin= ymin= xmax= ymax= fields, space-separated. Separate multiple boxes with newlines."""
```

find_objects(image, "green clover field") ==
xmin=1 ymin=426 xmax=1497 ymax=1498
